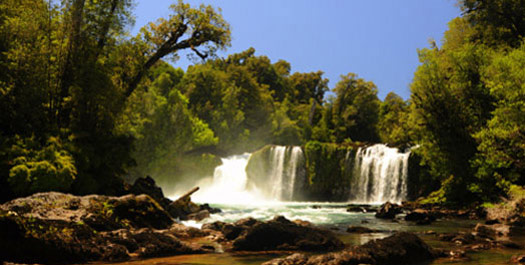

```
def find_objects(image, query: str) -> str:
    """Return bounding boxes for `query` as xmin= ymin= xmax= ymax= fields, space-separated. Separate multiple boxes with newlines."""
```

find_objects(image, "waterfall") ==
xmin=268 ymin=146 xmax=303 ymax=201
xmin=192 ymin=146 xmax=304 ymax=204
xmin=192 ymin=153 xmax=266 ymax=204
xmin=349 ymin=144 xmax=411 ymax=204
xmin=285 ymin=147 xmax=303 ymax=201
xmin=268 ymin=146 xmax=287 ymax=200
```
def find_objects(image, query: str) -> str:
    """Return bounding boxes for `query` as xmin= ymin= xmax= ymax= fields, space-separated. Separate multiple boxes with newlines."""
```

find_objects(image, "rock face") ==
xmin=204 ymin=216 xmax=344 ymax=251
xmin=263 ymin=232 xmax=437 ymax=265
xmin=0 ymin=192 xmax=209 ymax=264
xmin=375 ymin=202 xmax=402 ymax=219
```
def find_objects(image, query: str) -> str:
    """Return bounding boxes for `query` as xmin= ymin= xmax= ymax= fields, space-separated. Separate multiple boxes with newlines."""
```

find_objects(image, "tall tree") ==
xmin=332 ymin=73 xmax=380 ymax=143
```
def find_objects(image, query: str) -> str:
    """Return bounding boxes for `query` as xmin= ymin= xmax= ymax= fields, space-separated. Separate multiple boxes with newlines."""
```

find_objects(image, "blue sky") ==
xmin=132 ymin=0 xmax=461 ymax=100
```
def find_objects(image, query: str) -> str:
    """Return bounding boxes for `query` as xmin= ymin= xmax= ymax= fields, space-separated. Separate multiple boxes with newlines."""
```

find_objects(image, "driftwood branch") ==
xmin=172 ymin=187 xmax=199 ymax=204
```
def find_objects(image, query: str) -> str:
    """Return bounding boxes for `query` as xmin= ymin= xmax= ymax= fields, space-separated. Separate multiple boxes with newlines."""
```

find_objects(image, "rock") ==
xmin=511 ymin=254 xmax=525 ymax=264
xmin=263 ymin=232 xmax=437 ymax=265
xmin=200 ymin=203 xmax=221 ymax=214
xmin=130 ymin=176 xmax=171 ymax=208
xmin=262 ymin=253 xmax=309 ymax=265
xmin=169 ymin=223 xmax=208 ymax=239
xmin=132 ymin=228 xmax=207 ymax=258
xmin=347 ymin=206 xmax=368 ymax=213
xmin=166 ymin=198 xmax=219 ymax=221
xmin=232 ymin=216 xmax=344 ymax=251
xmin=375 ymin=202 xmax=402 ymax=219
xmin=203 ymin=218 xmax=263 ymax=241
xmin=111 ymin=194 xmax=174 ymax=229
xmin=485 ymin=218 xmax=500 ymax=225
xmin=347 ymin=226 xmax=380 ymax=233
xmin=0 ymin=192 xmax=215 ymax=264
xmin=405 ymin=209 xmax=436 ymax=225
xmin=187 ymin=210 xmax=210 ymax=221
xmin=474 ymin=223 xmax=512 ymax=238
xmin=496 ymin=240 xmax=522 ymax=249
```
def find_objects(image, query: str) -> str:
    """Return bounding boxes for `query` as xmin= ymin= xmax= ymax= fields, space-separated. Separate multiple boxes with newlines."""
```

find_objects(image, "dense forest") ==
xmin=0 ymin=0 xmax=524 ymax=207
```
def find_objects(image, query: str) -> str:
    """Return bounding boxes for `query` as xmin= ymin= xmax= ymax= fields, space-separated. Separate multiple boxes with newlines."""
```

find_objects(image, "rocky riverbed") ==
xmin=1 ymin=178 xmax=525 ymax=265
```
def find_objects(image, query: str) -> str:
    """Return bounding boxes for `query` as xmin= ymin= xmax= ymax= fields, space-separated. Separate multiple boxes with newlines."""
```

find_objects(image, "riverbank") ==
xmin=1 ymin=177 xmax=524 ymax=264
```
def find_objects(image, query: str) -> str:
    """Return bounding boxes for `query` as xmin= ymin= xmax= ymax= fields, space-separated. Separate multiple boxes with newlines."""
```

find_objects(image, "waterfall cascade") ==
xmin=349 ymin=144 xmax=411 ymax=204
xmin=191 ymin=153 xmax=266 ymax=204
xmin=267 ymin=146 xmax=303 ymax=201
xmin=192 ymin=146 xmax=304 ymax=203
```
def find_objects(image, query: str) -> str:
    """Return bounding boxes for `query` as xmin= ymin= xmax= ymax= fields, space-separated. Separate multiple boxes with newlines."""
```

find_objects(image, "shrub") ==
xmin=7 ymin=136 xmax=77 ymax=196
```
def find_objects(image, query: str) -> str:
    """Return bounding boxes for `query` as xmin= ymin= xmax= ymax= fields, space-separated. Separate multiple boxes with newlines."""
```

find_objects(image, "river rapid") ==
xmin=94 ymin=148 xmax=524 ymax=265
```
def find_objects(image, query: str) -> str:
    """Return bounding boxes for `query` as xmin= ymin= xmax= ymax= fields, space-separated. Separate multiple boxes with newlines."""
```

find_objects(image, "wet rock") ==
xmin=485 ymin=218 xmax=500 ymax=225
xmin=200 ymin=203 xmax=221 ymax=214
xmin=405 ymin=209 xmax=436 ymax=225
xmin=169 ymin=223 xmax=208 ymax=239
xmin=132 ymin=228 xmax=207 ymax=258
xmin=347 ymin=225 xmax=380 ymax=233
xmin=347 ymin=204 xmax=377 ymax=213
xmin=496 ymin=240 xmax=522 ymax=249
xmin=375 ymin=202 xmax=402 ymax=219
xmin=187 ymin=210 xmax=210 ymax=221
xmin=262 ymin=253 xmax=309 ymax=265
xmin=511 ymin=254 xmax=525 ymax=264
xmin=447 ymin=249 xmax=468 ymax=261
xmin=232 ymin=216 xmax=344 ymax=251
xmin=293 ymin=219 xmax=312 ymax=227
xmin=263 ymin=232 xmax=437 ymax=265
xmin=474 ymin=223 xmax=511 ymax=238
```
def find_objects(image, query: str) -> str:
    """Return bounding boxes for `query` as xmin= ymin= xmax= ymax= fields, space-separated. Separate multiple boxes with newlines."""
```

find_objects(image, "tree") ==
xmin=409 ymin=18 xmax=495 ymax=204
xmin=377 ymin=92 xmax=410 ymax=146
xmin=459 ymin=0 xmax=525 ymax=47
xmin=474 ymin=43 xmax=525 ymax=193
xmin=331 ymin=73 xmax=380 ymax=143
xmin=125 ymin=0 xmax=231 ymax=97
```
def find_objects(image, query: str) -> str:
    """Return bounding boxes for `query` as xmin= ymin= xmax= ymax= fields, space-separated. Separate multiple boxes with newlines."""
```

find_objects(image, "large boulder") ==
xmin=263 ymin=232 xmax=437 ymax=265
xmin=205 ymin=216 xmax=343 ymax=251
xmin=0 ymin=192 xmax=211 ymax=264
xmin=233 ymin=216 xmax=343 ymax=251
xmin=375 ymin=202 xmax=402 ymax=219
xmin=405 ymin=209 xmax=437 ymax=225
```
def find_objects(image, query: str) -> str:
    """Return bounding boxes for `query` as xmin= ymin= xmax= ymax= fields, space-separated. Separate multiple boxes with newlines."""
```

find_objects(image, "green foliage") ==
xmin=459 ymin=0 xmax=525 ymax=48
xmin=303 ymin=141 xmax=355 ymax=201
xmin=331 ymin=73 xmax=380 ymax=143
xmin=377 ymin=92 xmax=411 ymax=146
xmin=474 ymin=42 xmax=525 ymax=190
xmin=7 ymin=136 xmax=76 ymax=196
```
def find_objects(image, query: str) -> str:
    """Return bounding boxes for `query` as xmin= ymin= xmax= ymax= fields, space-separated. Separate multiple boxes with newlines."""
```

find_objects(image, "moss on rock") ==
xmin=303 ymin=141 xmax=356 ymax=201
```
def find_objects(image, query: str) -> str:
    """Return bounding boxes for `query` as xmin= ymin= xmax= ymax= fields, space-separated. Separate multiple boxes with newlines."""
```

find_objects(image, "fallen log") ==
xmin=172 ymin=187 xmax=199 ymax=204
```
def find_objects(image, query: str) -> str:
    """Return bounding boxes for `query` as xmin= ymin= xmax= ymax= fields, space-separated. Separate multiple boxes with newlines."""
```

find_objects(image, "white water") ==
xmin=191 ymin=146 xmax=303 ymax=204
xmin=350 ymin=144 xmax=411 ymax=204
xmin=191 ymin=153 xmax=267 ymax=204
xmin=285 ymin=147 xmax=303 ymax=201
xmin=268 ymin=146 xmax=287 ymax=200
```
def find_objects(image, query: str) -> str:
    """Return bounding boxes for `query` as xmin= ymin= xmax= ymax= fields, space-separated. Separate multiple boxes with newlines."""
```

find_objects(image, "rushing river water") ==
xmin=98 ymin=202 xmax=524 ymax=265
xmin=94 ymin=148 xmax=524 ymax=265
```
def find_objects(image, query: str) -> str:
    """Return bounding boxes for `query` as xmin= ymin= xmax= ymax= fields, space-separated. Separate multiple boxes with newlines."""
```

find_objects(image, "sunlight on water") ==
xmin=188 ymin=153 xmax=270 ymax=205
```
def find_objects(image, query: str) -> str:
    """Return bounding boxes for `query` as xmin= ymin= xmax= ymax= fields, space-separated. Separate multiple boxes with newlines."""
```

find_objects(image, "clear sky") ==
xmin=131 ymin=0 xmax=461 ymax=100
